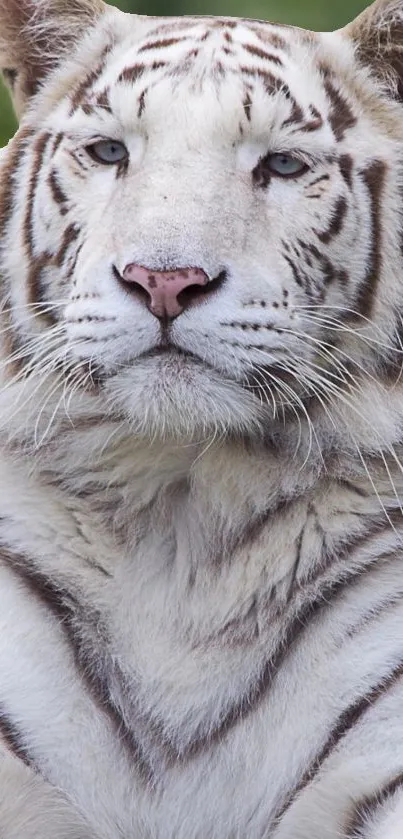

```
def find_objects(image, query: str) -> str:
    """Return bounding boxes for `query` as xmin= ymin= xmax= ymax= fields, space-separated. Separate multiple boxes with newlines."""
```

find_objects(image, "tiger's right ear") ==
xmin=0 ymin=0 xmax=106 ymax=118
xmin=342 ymin=0 xmax=403 ymax=100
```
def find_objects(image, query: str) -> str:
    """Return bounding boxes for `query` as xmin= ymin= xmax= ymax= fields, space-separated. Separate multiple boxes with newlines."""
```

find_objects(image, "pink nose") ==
xmin=122 ymin=263 xmax=209 ymax=319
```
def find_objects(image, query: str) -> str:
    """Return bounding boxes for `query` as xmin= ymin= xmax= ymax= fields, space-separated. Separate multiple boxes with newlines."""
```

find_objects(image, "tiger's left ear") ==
xmin=0 ymin=0 xmax=106 ymax=117
xmin=342 ymin=0 xmax=403 ymax=99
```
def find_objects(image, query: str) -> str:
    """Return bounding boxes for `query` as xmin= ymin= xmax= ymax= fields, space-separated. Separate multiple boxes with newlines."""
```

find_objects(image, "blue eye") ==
xmin=87 ymin=140 xmax=128 ymax=165
xmin=266 ymin=153 xmax=307 ymax=178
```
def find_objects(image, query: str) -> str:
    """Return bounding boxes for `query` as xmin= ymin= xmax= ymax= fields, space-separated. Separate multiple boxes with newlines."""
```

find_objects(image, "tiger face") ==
xmin=1 ymin=0 xmax=403 ymax=444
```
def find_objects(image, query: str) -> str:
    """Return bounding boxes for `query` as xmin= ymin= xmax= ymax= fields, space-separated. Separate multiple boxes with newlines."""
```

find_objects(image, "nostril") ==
xmin=177 ymin=282 xmax=209 ymax=309
xmin=176 ymin=269 xmax=227 ymax=309
xmin=113 ymin=264 xmax=152 ymax=306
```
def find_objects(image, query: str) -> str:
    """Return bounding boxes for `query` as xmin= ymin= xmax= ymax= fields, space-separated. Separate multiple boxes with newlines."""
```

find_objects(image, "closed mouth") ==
xmin=137 ymin=344 xmax=202 ymax=363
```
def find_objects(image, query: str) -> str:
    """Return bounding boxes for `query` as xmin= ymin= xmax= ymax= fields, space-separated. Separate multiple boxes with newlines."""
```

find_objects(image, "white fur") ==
xmin=0 ymin=749 xmax=98 ymax=838
xmin=1 ymin=1 xmax=403 ymax=837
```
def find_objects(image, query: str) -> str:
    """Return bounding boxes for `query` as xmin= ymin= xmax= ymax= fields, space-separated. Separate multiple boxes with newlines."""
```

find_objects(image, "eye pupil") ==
xmin=86 ymin=140 xmax=128 ymax=165
xmin=268 ymin=153 xmax=307 ymax=177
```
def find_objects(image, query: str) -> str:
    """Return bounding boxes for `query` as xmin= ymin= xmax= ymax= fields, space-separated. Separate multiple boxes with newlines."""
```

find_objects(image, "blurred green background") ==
xmin=0 ymin=0 xmax=368 ymax=145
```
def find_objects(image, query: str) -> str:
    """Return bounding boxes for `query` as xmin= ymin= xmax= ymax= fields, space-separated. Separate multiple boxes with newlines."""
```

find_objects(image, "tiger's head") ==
xmin=1 ymin=0 xmax=403 ymax=448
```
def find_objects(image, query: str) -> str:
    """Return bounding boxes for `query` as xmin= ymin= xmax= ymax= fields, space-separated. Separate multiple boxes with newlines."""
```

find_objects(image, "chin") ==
xmin=101 ymin=353 xmax=266 ymax=442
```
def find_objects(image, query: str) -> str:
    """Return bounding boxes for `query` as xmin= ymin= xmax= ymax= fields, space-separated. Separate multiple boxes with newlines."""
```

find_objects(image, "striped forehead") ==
xmin=107 ymin=19 xmax=294 ymax=80
xmin=81 ymin=26 xmax=304 ymax=105
xmin=67 ymin=18 xmax=354 ymax=148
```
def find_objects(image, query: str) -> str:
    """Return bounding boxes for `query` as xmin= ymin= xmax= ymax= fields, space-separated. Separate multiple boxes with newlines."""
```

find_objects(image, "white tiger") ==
xmin=1 ymin=0 xmax=403 ymax=836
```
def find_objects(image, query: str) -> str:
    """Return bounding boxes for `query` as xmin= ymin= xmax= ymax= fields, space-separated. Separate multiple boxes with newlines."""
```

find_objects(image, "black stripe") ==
xmin=323 ymin=77 xmax=357 ymax=141
xmin=23 ymin=132 xmax=53 ymax=308
xmin=274 ymin=652 xmax=403 ymax=826
xmin=3 ymin=512 xmax=402 ymax=779
xmin=0 ymin=705 xmax=33 ymax=768
xmin=52 ymin=133 xmax=64 ymax=156
xmin=70 ymin=56 xmax=109 ymax=114
xmin=242 ymin=44 xmax=284 ymax=65
xmin=198 ymin=504 xmax=403 ymax=752
xmin=305 ymin=242 xmax=336 ymax=286
xmin=118 ymin=64 xmax=145 ymax=84
xmin=283 ymin=255 xmax=304 ymax=287
xmin=0 ymin=127 xmax=33 ymax=243
xmin=304 ymin=508 xmax=403 ymax=590
xmin=48 ymin=169 xmax=69 ymax=215
xmin=95 ymin=89 xmax=112 ymax=113
xmin=307 ymin=174 xmax=330 ymax=189
xmin=281 ymin=95 xmax=304 ymax=128
xmin=27 ymin=253 xmax=56 ymax=315
xmin=243 ymin=89 xmax=253 ymax=121
xmin=0 ymin=553 xmax=152 ymax=784
xmin=339 ymin=154 xmax=353 ymax=189
xmin=338 ymin=479 xmax=368 ymax=498
xmin=345 ymin=770 xmax=403 ymax=837
xmin=301 ymin=105 xmax=323 ymax=133
xmin=286 ymin=528 xmax=304 ymax=603
xmin=0 ymin=305 xmax=25 ymax=374
xmin=250 ymin=27 xmax=288 ymax=52
xmin=23 ymin=132 xmax=52 ymax=255
xmin=316 ymin=195 xmax=348 ymax=244
xmin=355 ymin=160 xmax=386 ymax=317
xmin=138 ymin=37 xmax=188 ymax=51
xmin=185 ymin=546 xmax=402 ymax=762
xmin=54 ymin=224 xmax=81 ymax=268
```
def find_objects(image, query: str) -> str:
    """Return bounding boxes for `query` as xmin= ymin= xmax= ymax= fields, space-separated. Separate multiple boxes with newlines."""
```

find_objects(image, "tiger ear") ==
xmin=0 ymin=0 xmax=106 ymax=117
xmin=342 ymin=0 xmax=403 ymax=99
